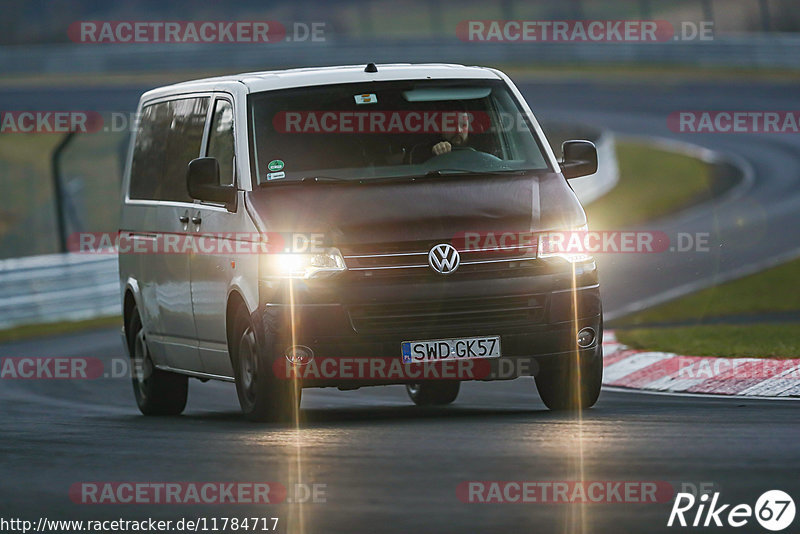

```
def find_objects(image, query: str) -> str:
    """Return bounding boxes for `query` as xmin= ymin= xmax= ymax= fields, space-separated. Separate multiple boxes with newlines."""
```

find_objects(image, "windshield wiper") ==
xmin=300 ymin=176 xmax=352 ymax=183
xmin=260 ymin=175 xmax=352 ymax=186
xmin=260 ymin=169 xmax=537 ymax=186
xmin=423 ymin=168 xmax=532 ymax=177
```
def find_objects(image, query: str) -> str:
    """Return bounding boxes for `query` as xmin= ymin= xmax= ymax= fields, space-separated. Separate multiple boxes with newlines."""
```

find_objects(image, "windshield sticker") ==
xmin=267 ymin=159 xmax=285 ymax=171
xmin=266 ymin=171 xmax=285 ymax=180
xmin=354 ymin=93 xmax=377 ymax=105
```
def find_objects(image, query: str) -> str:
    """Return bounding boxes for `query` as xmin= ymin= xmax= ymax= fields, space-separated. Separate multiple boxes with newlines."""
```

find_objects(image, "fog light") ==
xmin=577 ymin=327 xmax=596 ymax=348
xmin=285 ymin=345 xmax=314 ymax=365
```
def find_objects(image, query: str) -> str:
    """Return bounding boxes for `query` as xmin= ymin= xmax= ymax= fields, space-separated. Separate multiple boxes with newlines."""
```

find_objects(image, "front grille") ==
xmin=348 ymin=294 xmax=545 ymax=333
xmin=342 ymin=242 xmax=538 ymax=276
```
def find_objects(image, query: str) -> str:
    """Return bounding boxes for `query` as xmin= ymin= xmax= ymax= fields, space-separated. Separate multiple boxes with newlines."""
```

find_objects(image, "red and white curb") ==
xmin=602 ymin=331 xmax=800 ymax=397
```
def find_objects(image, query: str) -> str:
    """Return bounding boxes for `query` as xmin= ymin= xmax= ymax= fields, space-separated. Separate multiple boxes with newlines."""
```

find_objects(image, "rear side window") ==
xmin=128 ymin=96 xmax=210 ymax=202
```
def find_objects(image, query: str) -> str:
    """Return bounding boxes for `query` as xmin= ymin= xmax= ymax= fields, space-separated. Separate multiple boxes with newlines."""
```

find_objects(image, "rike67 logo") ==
xmin=668 ymin=490 xmax=795 ymax=531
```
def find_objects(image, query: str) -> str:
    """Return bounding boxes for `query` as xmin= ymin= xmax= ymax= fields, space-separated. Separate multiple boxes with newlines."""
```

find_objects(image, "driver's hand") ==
xmin=432 ymin=141 xmax=452 ymax=156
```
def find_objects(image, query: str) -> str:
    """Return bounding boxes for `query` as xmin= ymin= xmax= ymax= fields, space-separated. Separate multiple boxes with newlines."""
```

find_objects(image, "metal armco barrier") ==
xmin=1 ymin=35 xmax=800 ymax=75
xmin=0 ymin=253 xmax=119 ymax=329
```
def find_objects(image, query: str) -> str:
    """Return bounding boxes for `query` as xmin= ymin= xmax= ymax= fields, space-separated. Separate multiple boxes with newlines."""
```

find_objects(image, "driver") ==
xmin=406 ymin=110 xmax=473 ymax=164
xmin=431 ymin=110 xmax=471 ymax=156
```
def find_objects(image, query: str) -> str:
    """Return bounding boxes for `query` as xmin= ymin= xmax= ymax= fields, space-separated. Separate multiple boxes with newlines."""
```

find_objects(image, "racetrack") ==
xmin=1 ymin=79 xmax=799 ymax=533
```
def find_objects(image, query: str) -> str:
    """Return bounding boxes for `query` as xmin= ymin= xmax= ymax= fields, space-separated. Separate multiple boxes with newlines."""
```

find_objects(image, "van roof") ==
xmin=141 ymin=63 xmax=503 ymax=101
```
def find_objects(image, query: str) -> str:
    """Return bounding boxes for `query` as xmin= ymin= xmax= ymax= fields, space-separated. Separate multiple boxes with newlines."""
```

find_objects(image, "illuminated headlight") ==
xmin=262 ymin=248 xmax=346 ymax=279
xmin=537 ymin=224 xmax=593 ymax=263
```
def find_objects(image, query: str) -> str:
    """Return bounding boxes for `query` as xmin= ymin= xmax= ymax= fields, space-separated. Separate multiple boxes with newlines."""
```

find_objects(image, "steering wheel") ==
xmin=424 ymin=146 xmax=503 ymax=170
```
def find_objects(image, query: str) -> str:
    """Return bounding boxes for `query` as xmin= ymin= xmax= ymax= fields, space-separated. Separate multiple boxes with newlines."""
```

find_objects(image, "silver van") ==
xmin=119 ymin=63 xmax=603 ymax=421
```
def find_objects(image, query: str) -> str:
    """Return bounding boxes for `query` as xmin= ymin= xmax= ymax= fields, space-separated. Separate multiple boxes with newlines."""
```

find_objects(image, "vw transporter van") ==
xmin=118 ymin=63 xmax=603 ymax=420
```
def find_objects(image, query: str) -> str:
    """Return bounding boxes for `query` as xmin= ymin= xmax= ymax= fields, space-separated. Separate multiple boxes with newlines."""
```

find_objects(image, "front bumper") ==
xmin=253 ymin=260 xmax=602 ymax=387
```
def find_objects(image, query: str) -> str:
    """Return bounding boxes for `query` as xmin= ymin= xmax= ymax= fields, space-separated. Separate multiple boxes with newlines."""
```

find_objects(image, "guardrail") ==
xmin=0 ymin=127 xmax=620 ymax=330
xmin=0 ymin=253 xmax=118 ymax=330
xmin=1 ymin=34 xmax=800 ymax=75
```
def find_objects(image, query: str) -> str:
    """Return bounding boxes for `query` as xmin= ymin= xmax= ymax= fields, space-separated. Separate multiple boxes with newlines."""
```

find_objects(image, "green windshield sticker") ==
xmin=267 ymin=159 xmax=284 ymax=172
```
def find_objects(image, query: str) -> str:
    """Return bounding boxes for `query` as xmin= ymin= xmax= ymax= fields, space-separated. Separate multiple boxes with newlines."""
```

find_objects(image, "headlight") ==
xmin=537 ymin=224 xmax=593 ymax=263
xmin=262 ymin=248 xmax=346 ymax=279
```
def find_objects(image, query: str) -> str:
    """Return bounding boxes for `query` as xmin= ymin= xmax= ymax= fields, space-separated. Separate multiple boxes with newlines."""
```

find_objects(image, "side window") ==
xmin=129 ymin=96 xmax=210 ymax=202
xmin=128 ymin=101 xmax=170 ymax=200
xmin=164 ymin=98 xmax=210 ymax=201
xmin=206 ymin=99 xmax=235 ymax=187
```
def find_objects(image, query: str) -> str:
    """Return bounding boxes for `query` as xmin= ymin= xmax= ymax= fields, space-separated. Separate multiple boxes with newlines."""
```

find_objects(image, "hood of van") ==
xmin=245 ymin=172 xmax=586 ymax=247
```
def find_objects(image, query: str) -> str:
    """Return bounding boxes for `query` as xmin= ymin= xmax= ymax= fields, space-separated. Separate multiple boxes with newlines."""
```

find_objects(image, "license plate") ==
xmin=401 ymin=336 xmax=501 ymax=364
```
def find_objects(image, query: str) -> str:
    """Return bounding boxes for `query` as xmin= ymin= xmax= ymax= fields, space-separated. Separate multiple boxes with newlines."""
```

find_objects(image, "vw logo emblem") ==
xmin=428 ymin=243 xmax=460 ymax=274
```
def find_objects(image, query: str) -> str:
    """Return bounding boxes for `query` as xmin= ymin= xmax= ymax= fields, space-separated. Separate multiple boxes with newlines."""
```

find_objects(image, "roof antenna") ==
xmin=364 ymin=62 xmax=378 ymax=73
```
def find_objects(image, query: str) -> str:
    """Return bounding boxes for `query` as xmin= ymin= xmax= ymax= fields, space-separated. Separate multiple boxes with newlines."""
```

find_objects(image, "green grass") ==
xmin=0 ymin=134 xmax=63 ymax=254
xmin=584 ymin=141 xmax=713 ymax=229
xmin=0 ymin=315 xmax=122 ymax=344
xmin=614 ymin=256 xmax=800 ymax=359
xmin=616 ymin=257 xmax=800 ymax=326
xmin=616 ymin=324 xmax=800 ymax=359
xmin=602 ymin=143 xmax=800 ymax=360
xmin=0 ymin=126 xmax=126 ymax=258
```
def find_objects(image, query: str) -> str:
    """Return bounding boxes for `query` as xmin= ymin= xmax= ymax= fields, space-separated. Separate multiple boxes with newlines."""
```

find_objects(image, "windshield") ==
xmin=248 ymin=79 xmax=551 ymax=184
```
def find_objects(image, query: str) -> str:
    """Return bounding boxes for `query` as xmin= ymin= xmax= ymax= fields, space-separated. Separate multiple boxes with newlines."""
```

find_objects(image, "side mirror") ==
xmin=187 ymin=157 xmax=236 ymax=211
xmin=560 ymin=140 xmax=598 ymax=179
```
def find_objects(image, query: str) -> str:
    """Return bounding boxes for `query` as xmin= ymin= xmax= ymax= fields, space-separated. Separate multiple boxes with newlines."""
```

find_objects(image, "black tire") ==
xmin=230 ymin=307 xmax=301 ymax=422
xmin=535 ymin=341 xmax=603 ymax=412
xmin=127 ymin=306 xmax=188 ymax=416
xmin=405 ymin=381 xmax=461 ymax=406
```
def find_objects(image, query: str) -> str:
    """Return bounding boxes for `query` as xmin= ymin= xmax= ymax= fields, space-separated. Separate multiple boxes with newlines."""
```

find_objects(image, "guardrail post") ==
xmin=501 ymin=0 xmax=514 ymax=20
xmin=429 ymin=0 xmax=444 ymax=36
xmin=701 ymin=0 xmax=714 ymax=24
xmin=758 ymin=0 xmax=771 ymax=31
xmin=571 ymin=0 xmax=584 ymax=19
xmin=51 ymin=131 xmax=75 ymax=254
xmin=639 ymin=0 xmax=651 ymax=19
xmin=357 ymin=0 xmax=374 ymax=37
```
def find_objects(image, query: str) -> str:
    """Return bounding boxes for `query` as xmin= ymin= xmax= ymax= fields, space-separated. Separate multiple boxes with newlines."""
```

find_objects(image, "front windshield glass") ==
xmin=248 ymin=79 xmax=550 ymax=184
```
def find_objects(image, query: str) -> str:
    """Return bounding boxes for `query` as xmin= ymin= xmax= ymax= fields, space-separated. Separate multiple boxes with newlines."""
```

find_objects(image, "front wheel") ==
xmin=127 ymin=306 xmax=188 ymax=416
xmin=534 ymin=343 xmax=603 ymax=411
xmin=231 ymin=308 xmax=301 ymax=422
xmin=405 ymin=381 xmax=460 ymax=406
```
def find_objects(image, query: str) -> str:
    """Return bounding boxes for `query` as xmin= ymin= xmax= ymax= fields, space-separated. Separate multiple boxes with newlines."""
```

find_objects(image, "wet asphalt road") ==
xmin=1 ymin=327 xmax=799 ymax=533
